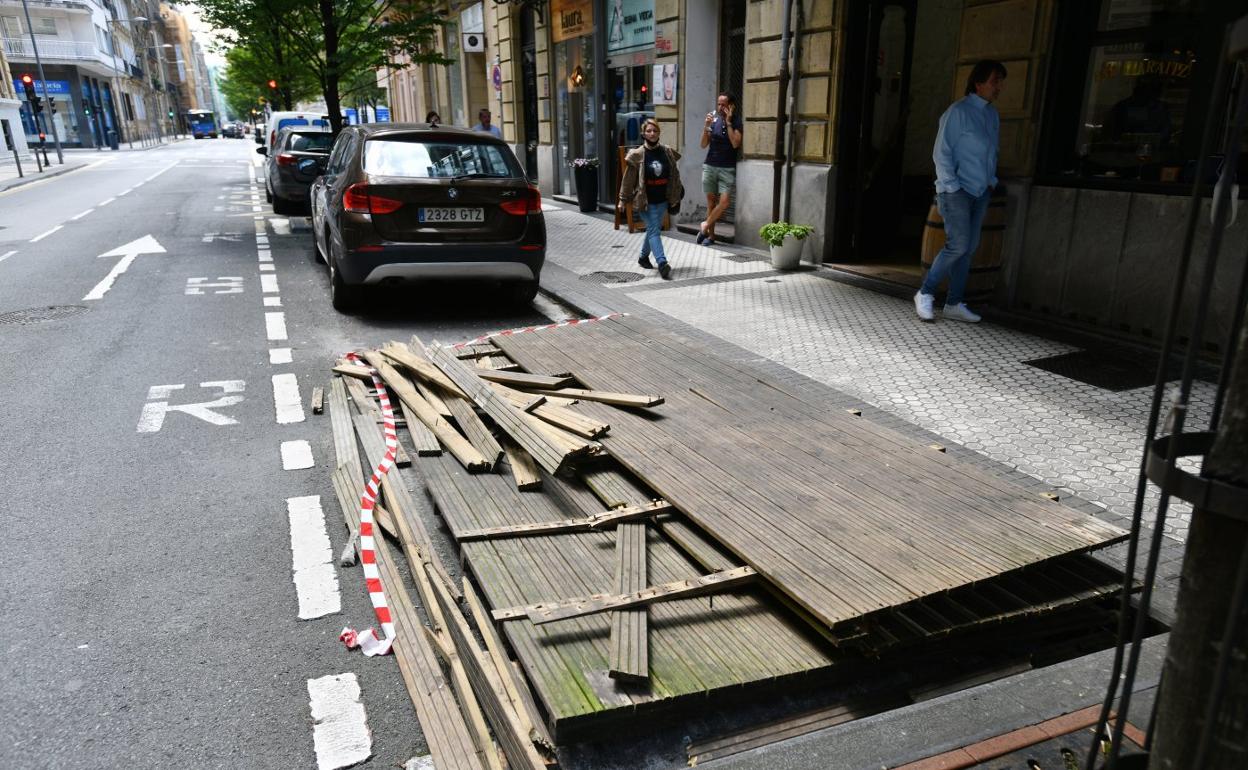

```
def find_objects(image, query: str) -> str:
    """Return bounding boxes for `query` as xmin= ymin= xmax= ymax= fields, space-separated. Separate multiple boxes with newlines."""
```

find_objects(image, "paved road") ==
xmin=0 ymin=139 xmax=557 ymax=769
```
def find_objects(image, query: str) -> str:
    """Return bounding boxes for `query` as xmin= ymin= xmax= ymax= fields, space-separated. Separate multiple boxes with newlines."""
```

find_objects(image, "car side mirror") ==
xmin=256 ymin=147 xmax=267 ymax=156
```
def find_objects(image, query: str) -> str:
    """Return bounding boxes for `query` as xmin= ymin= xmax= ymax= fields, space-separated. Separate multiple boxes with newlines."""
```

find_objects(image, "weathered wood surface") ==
xmin=494 ymin=316 xmax=1128 ymax=631
xmin=502 ymin=440 xmax=543 ymax=491
xmin=519 ymin=387 xmax=664 ymax=409
xmin=609 ymin=522 xmax=648 ymax=682
xmin=414 ymin=450 xmax=837 ymax=739
xmin=457 ymin=500 xmax=673 ymax=541
xmin=474 ymin=369 xmax=575 ymax=389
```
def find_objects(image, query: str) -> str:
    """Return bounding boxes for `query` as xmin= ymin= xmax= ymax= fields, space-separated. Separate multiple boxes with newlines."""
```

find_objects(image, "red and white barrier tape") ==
xmin=338 ymin=352 xmax=398 ymax=657
xmin=452 ymin=313 xmax=627 ymax=349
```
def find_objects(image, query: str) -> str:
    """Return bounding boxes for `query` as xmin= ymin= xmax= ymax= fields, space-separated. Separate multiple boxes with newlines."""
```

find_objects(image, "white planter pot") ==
xmin=770 ymin=235 xmax=805 ymax=269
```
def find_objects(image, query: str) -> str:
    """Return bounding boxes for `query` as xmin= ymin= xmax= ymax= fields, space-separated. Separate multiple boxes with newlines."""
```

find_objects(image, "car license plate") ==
xmin=418 ymin=207 xmax=484 ymax=223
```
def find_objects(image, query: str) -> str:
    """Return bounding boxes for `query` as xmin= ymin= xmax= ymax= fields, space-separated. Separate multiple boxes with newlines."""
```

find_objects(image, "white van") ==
xmin=264 ymin=112 xmax=331 ymax=152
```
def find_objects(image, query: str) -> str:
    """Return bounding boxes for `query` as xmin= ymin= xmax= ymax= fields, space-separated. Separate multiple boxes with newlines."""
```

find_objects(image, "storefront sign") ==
xmin=12 ymin=78 xmax=71 ymax=96
xmin=655 ymin=21 xmax=675 ymax=54
xmin=551 ymin=0 xmax=593 ymax=43
xmin=607 ymin=0 xmax=655 ymax=54
xmin=375 ymin=106 xmax=390 ymax=122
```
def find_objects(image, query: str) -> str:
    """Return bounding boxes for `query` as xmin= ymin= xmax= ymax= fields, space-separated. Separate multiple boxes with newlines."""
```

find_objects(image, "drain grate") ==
xmin=581 ymin=271 xmax=645 ymax=285
xmin=721 ymin=253 xmax=758 ymax=263
xmin=0 ymin=305 xmax=89 ymax=325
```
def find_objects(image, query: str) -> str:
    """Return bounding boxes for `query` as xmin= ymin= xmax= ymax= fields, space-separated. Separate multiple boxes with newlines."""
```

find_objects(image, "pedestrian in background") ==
xmin=473 ymin=108 xmax=502 ymax=138
xmin=425 ymin=111 xmax=441 ymax=127
xmin=697 ymin=91 xmax=742 ymax=247
xmin=619 ymin=119 xmax=683 ymax=280
xmin=914 ymin=60 xmax=1007 ymax=324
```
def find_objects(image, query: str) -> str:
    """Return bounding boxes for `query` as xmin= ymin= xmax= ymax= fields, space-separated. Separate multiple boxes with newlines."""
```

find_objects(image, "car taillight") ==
xmin=500 ymin=186 xmax=542 ymax=216
xmin=343 ymin=183 xmax=402 ymax=215
xmin=276 ymin=153 xmax=296 ymax=166
xmin=269 ymin=129 xmax=276 ymax=146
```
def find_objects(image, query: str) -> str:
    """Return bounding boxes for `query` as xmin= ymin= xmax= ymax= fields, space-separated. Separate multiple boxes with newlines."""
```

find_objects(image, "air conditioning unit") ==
xmin=462 ymin=32 xmax=484 ymax=52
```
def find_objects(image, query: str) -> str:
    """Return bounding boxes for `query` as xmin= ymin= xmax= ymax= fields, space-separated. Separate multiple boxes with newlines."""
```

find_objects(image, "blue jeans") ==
xmin=639 ymin=201 xmax=668 ymax=266
xmin=920 ymin=189 xmax=991 ymax=306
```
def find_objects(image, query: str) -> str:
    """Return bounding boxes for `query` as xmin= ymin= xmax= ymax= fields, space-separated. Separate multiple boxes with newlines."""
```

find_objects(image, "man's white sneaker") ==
xmin=943 ymin=303 xmax=982 ymax=323
xmin=914 ymin=291 xmax=935 ymax=321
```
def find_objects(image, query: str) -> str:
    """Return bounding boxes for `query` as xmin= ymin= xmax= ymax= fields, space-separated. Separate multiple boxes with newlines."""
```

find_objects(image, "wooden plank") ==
xmin=463 ymin=579 xmax=557 ymax=754
xmin=361 ymin=350 xmax=490 ymax=473
xmin=445 ymin=394 xmax=504 ymax=469
xmin=458 ymin=500 xmax=673 ymax=541
xmin=374 ymin=339 xmax=470 ymax=399
xmin=397 ymin=401 xmax=442 ymax=457
xmin=328 ymin=466 xmax=489 ymax=770
xmin=475 ymin=369 xmax=576 ymax=389
xmin=311 ymin=386 xmax=324 ymax=415
xmin=328 ymin=379 xmax=362 ymax=476
xmin=489 ymin=382 xmax=547 ymax=413
xmin=491 ymin=566 xmax=759 ymax=624
xmin=424 ymin=343 xmax=585 ymax=475
xmin=428 ymin=564 xmax=549 ymax=770
xmin=520 ymin=387 xmax=664 ymax=409
xmin=417 ymin=379 xmax=454 ymax=420
xmin=530 ymin=402 xmax=610 ymax=439
xmin=609 ymin=522 xmax=648 ymax=682
xmin=478 ymin=354 xmax=521 ymax=371
xmin=343 ymin=376 xmax=411 ymax=467
xmin=332 ymin=363 xmax=375 ymax=380
xmin=456 ymin=343 xmax=500 ymax=360
xmin=503 ymin=440 xmax=543 ymax=492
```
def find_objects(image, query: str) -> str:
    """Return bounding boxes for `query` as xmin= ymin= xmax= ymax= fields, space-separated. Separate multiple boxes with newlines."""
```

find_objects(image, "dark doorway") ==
xmin=835 ymin=0 xmax=917 ymax=263
xmin=717 ymin=0 xmax=747 ymax=227
xmin=520 ymin=7 xmax=540 ymax=178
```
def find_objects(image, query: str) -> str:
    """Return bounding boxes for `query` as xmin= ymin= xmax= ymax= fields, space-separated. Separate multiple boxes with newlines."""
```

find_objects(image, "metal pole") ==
xmin=19 ymin=0 xmax=63 ymax=163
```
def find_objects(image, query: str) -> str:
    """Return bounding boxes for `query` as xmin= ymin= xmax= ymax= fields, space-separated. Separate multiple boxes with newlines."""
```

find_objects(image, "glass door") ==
xmin=605 ymin=55 xmax=654 ymax=204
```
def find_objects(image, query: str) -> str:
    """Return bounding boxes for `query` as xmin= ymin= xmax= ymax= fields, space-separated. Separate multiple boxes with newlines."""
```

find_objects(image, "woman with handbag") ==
xmin=618 ymin=119 xmax=683 ymax=280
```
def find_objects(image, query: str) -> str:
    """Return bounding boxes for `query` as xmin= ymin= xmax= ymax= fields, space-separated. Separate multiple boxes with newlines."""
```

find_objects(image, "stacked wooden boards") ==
xmin=321 ymin=319 xmax=1131 ymax=750
xmin=491 ymin=315 xmax=1129 ymax=631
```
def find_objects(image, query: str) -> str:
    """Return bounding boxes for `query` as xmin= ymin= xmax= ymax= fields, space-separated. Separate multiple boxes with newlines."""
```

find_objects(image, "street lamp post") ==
xmin=18 ymin=0 xmax=64 ymax=163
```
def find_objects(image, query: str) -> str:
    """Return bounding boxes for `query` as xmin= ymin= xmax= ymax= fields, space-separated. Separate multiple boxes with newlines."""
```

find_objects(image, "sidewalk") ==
xmin=533 ymin=198 xmax=1182 ymax=766
xmin=0 ymin=136 xmax=190 ymax=193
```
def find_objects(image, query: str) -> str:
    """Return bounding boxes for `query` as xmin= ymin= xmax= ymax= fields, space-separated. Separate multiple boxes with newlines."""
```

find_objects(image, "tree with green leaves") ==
xmin=195 ymin=0 xmax=446 ymax=133
xmin=219 ymin=43 xmax=319 ymax=120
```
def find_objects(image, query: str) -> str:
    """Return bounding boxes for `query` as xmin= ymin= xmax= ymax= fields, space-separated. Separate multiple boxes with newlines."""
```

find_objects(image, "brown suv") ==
xmin=310 ymin=124 xmax=545 ymax=312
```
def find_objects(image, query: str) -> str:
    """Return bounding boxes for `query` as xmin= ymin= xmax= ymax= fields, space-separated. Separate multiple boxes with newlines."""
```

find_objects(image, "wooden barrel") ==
xmin=919 ymin=190 xmax=1006 ymax=303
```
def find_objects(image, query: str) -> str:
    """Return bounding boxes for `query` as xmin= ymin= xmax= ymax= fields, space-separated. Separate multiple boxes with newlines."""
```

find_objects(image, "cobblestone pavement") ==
xmin=542 ymin=202 xmax=1213 ymax=541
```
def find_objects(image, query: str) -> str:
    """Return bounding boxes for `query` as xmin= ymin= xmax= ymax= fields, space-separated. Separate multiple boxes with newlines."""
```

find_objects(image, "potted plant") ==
xmin=570 ymin=157 xmax=599 ymax=212
xmin=759 ymin=222 xmax=814 ymax=269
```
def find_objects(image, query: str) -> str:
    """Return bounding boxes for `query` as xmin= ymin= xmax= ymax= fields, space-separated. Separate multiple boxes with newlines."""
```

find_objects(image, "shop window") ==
xmin=1040 ymin=0 xmax=1238 ymax=191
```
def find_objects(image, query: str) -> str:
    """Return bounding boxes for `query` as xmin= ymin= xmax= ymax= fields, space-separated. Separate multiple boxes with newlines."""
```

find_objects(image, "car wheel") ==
xmin=329 ymin=251 xmax=362 ymax=313
xmin=506 ymin=281 xmax=539 ymax=307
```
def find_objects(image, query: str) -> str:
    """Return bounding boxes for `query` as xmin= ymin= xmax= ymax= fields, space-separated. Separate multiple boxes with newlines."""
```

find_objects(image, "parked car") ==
xmin=254 ymin=123 xmax=265 ymax=144
xmin=222 ymin=122 xmax=239 ymax=138
xmin=259 ymin=127 xmax=334 ymax=215
xmin=311 ymin=124 xmax=545 ymax=312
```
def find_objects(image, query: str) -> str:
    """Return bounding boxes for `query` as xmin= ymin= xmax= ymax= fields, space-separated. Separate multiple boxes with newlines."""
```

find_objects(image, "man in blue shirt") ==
xmin=473 ymin=108 xmax=502 ymax=138
xmin=915 ymin=60 xmax=1007 ymax=323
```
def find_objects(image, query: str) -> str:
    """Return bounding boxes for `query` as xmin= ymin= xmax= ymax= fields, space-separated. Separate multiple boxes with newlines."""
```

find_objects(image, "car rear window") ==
xmin=363 ymin=137 xmax=522 ymax=179
xmin=288 ymin=133 xmax=334 ymax=151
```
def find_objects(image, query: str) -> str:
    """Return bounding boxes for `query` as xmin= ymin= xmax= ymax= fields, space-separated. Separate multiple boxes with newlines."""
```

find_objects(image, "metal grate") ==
xmin=0 ymin=305 xmax=89 ymax=325
xmin=580 ymin=271 xmax=644 ymax=285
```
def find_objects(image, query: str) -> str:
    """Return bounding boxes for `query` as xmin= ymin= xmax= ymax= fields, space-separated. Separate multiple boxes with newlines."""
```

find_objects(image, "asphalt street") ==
xmin=0 ymin=138 xmax=556 ymax=769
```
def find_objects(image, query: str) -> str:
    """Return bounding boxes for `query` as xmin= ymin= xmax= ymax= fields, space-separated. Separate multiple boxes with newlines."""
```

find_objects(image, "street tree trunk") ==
xmin=320 ymin=0 xmax=342 ymax=134
xmin=1150 ymin=320 xmax=1248 ymax=769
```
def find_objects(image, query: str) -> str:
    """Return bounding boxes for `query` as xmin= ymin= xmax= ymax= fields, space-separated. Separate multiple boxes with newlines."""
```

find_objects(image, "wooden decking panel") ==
xmin=413 ymin=451 xmax=836 ymax=736
xmin=493 ymin=317 xmax=1128 ymax=631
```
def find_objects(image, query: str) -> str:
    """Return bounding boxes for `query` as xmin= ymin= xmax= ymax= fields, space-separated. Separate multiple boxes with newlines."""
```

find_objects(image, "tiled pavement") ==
xmin=538 ymin=199 xmax=1211 ymax=543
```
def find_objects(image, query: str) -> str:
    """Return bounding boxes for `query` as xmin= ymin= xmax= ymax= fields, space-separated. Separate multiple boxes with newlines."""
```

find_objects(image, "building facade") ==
xmin=384 ymin=0 xmax=1245 ymax=354
xmin=1 ymin=0 xmax=175 ymax=148
xmin=159 ymin=2 xmax=210 ymax=127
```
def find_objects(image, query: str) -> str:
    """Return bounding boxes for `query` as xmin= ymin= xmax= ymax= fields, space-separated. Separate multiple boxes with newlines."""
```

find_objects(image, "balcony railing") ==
xmin=2 ymin=37 xmax=99 ymax=62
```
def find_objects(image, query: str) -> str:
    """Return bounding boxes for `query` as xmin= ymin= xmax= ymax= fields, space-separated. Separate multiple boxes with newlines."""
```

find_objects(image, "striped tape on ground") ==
xmin=338 ymin=352 xmax=398 ymax=657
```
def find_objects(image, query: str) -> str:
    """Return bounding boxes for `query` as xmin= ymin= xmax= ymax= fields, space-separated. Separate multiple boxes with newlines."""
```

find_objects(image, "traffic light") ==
xmin=168 ymin=109 xmax=175 ymax=118
xmin=20 ymin=73 xmax=35 ymax=102
xmin=31 ymin=96 xmax=43 ymax=115
xmin=83 ymin=99 xmax=92 ymax=116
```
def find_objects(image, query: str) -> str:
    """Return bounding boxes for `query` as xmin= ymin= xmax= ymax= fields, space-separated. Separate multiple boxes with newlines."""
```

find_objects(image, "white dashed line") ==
xmin=306 ymin=674 xmax=371 ymax=769
xmin=264 ymin=296 xmax=283 ymax=307
xmin=272 ymin=372 xmax=305 ymax=423
xmin=260 ymin=264 xmax=275 ymax=272
xmin=70 ymin=209 xmax=94 ymax=221
xmin=258 ymin=250 xmax=272 ymax=262
xmin=98 ymin=197 xmax=116 ymax=207
xmin=261 ymin=274 xmax=279 ymax=293
xmin=0 ymin=250 xmax=16 ymax=263
xmin=118 ymin=187 xmax=135 ymax=196
xmin=144 ymin=163 xmax=177 ymax=183
xmin=269 ymin=347 xmax=293 ymax=364
xmin=30 ymin=225 xmax=63 ymax=243
xmin=285 ymin=496 xmax=341 ymax=619
xmin=265 ymin=311 xmax=288 ymax=341
xmin=281 ymin=440 xmax=315 ymax=470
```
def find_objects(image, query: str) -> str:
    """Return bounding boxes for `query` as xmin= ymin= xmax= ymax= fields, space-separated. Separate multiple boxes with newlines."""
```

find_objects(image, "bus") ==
xmin=187 ymin=110 xmax=218 ymax=139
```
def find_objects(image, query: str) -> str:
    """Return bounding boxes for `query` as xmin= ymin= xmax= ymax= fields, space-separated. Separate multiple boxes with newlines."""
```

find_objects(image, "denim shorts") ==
xmin=702 ymin=165 xmax=736 ymax=194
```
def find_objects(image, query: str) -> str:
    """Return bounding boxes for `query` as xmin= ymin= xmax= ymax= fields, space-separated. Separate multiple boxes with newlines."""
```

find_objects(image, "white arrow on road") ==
xmin=83 ymin=235 xmax=167 ymax=301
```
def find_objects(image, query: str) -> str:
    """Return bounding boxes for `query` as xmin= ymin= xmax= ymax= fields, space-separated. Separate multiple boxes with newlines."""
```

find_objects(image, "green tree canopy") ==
xmin=194 ymin=0 xmax=447 ymax=132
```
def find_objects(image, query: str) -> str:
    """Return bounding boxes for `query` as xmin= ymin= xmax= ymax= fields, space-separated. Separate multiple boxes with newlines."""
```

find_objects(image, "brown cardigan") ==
xmin=617 ymin=143 xmax=683 ymax=214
